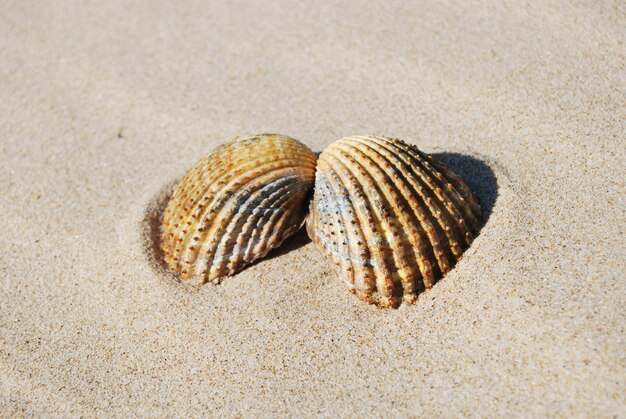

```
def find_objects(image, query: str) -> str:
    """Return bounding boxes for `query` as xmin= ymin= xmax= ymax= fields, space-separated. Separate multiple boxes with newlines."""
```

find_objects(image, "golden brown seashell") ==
xmin=306 ymin=136 xmax=482 ymax=308
xmin=161 ymin=134 xmax=317 ymax=284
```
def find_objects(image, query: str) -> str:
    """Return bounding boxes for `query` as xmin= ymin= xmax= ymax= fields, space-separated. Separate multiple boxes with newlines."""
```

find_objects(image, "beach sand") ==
xmin=1 ymin=1 xmax=624 ymax=416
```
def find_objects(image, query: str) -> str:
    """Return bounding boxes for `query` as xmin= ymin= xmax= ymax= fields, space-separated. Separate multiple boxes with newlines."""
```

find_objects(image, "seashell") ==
xmin=306 ymin=135 xmax=482 ymax=308
xmin=161 ymin=134 xmax=317 ymax=284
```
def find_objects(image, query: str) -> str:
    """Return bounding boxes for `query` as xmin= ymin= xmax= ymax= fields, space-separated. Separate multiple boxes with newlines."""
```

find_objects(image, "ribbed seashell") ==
xmin=161 ymin=134 xmax=317 ymax=284
xmin=306 ymin=136 xmax=482 ymax=308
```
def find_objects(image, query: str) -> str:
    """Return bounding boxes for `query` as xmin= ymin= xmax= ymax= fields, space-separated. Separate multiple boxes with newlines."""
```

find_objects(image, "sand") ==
xmin=1 ymin=0 xmax=624 ymax=416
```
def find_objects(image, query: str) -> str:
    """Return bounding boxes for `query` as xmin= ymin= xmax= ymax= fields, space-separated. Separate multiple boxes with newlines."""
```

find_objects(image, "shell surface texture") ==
xmin=306 ymin=135 xmax=482 ymax=308
xmin=161 ymin=134 xmax=317 ymax=284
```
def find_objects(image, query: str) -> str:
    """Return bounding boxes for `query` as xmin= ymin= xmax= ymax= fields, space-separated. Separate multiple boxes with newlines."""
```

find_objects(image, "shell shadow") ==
xmin=141 ymin=179 xmax=179 ymax=279
xmin=431 ymin=152 xmax=498 ymax=229
xmin=262 ymin=226 xmax=312 ymax=262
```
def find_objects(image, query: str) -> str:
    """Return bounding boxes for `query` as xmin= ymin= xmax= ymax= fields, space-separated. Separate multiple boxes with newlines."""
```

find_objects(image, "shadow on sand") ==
xmin=141 ymin=179 xmax=178 ymax=277
xmin=432 ymin=152 xmax=498 ymax=230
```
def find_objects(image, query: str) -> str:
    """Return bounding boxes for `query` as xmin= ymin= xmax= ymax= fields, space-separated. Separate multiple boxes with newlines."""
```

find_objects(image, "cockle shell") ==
xmin=161 ymin=134 xmax=317 ymax=283
xmin=306 ymin=135 xmax=482 ymax=308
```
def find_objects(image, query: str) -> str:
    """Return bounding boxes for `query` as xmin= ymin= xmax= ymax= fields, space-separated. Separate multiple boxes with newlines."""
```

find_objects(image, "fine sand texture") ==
xmin=1 ymin=1 xmax=624 ymax=416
